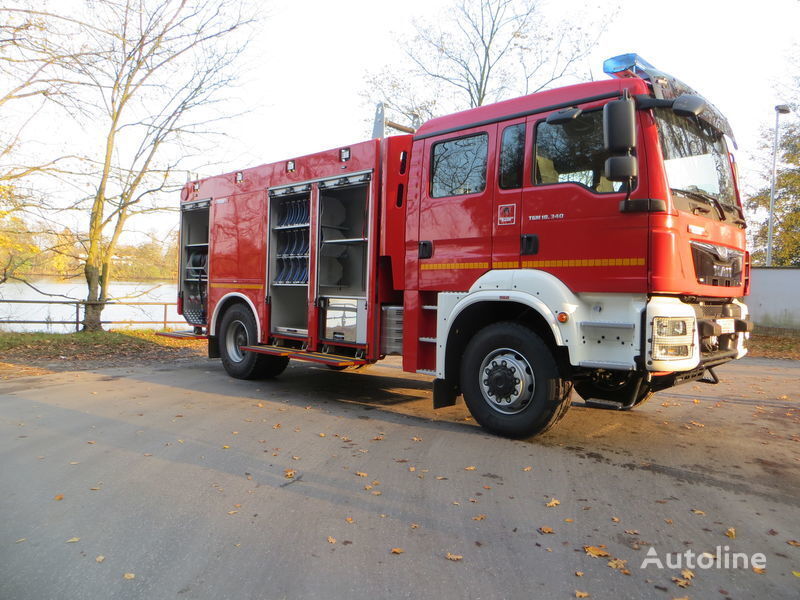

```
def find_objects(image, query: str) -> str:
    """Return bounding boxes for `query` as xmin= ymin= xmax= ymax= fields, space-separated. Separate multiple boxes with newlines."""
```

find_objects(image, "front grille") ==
xmin=692 ymin=303 xmax=742 ymax=319
xmin=691 ymin=241 xmax=743 ymax=287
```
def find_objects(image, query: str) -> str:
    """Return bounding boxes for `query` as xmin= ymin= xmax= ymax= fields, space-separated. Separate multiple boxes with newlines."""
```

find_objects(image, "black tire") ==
xmin=459 ymin=322 xmax=572 ymax=438
xmin=219 ymin=303 xmax=289 ymax=379
xmin=575 ymin=373 xmax=654 ymax=410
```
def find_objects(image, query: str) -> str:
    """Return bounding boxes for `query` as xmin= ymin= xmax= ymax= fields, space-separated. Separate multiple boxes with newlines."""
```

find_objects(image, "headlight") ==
xmin=652 ymin=317 xmax=695 ymax=361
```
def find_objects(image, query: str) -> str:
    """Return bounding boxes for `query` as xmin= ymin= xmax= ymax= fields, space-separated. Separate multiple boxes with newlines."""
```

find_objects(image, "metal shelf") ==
xmin=322 ymin=238 xmax=367 ymax=244
xmin=273 ymin=223 xmax=310 ymax=230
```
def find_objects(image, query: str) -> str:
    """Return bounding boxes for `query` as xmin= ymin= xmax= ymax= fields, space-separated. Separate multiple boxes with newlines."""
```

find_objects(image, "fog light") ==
xmin=653 ymin=343 xmax=690 ymax=359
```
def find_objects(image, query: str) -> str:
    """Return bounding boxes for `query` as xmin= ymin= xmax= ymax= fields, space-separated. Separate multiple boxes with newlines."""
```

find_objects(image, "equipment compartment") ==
xmin=180 ymin=201 xmax=210 ymax=326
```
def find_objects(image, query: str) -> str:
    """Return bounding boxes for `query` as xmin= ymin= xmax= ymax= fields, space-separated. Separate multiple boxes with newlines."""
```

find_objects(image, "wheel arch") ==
xmin=210 ymin=292 xmax=262 ymax=343
xmin=441 ymin=296 xmax=572 ymax=391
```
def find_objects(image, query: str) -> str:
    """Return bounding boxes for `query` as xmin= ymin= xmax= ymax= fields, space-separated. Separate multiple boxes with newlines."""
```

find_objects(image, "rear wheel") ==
xmin=459 ymin=322 xmax=572 ymax=438
xmin=219 ymin=304 xmax=289 ymax=379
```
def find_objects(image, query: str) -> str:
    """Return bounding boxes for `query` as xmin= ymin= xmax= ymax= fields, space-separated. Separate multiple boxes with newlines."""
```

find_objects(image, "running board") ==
xmin=156 ymin=331 xmax=208 ymax=340
xmin=240 ymin=345 xmax=367 ymax=367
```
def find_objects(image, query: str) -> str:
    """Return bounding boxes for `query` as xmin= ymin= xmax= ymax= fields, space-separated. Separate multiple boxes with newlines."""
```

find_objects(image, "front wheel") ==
xmin=459 ymin=322 xmax=572 ymax=438
xmin=219 ymin=304 xmax=289 ymax=379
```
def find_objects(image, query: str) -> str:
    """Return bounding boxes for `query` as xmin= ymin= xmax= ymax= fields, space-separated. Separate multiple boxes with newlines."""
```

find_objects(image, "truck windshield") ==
xmin=654 ymin=108 xmax=737 ymax=210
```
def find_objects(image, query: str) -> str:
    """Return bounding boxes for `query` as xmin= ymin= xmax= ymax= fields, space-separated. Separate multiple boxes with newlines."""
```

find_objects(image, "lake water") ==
xmin=0 ymin=278 xmax=182 ymax=333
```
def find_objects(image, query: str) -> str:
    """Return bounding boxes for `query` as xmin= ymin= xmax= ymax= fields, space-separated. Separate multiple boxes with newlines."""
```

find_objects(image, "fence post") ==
xmin=75 ymin=302 xmax=80 ymax=332
xmin=163 ymin=304 xmax=168 ymax=330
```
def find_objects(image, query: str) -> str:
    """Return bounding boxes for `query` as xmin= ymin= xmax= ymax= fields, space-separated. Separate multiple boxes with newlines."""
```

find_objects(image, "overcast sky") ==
xmin=218 ymin=0 xmax=798 ymax=187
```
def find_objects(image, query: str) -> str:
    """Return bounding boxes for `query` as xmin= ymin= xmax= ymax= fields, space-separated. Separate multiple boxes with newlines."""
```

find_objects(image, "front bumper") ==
xmin=645 ymin=296 xmax=749 ymax=372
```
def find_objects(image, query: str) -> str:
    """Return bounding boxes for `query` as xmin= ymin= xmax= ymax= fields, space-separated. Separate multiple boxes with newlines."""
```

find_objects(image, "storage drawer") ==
xmin=321 ymin=297 xmax=366 ymax=343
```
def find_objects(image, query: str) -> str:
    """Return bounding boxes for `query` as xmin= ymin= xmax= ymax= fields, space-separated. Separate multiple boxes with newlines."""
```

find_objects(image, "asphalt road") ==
xmin=1 ymin=356 xmax=798 ymax=600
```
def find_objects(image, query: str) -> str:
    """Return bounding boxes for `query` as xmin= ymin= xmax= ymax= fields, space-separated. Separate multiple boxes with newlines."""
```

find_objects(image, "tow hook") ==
xmin=699 ymin=367 xmax=720 ymax=385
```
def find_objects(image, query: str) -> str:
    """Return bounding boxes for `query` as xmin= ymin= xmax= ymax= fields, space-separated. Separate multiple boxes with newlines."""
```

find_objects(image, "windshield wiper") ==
xmin=670 ymin=188 xmax=726 ymax=221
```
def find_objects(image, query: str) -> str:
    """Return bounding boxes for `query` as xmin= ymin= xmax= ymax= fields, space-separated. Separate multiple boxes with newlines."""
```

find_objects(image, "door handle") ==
xmin=419 ymin=240 xmax=433 ymax=259
xmin=520 ymin=234 xmax=539 ymax=255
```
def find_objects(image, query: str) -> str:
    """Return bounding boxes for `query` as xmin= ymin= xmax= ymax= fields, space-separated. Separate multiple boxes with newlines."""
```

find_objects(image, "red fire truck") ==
xmin=165 ymin=54 xmax=751 ymax=438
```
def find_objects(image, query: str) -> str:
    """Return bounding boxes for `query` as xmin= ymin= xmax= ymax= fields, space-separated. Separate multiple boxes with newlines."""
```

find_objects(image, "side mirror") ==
xmin=603 ymin=97 xmax=636 ymax=152
xmin=604 ymin=155 xmax=638 ymax=182
xmin=672 ymin=94 xmax=706 ymax=118
xmin=546 ymin=107 xmax=582 ymax=125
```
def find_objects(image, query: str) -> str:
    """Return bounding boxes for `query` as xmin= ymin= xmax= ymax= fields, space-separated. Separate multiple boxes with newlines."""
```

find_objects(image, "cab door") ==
xmin=492 ymin=119 xmax=526 ymax=269
xmin=418 ymin=125 xmax=496 ymax=291
xmin=521 ymin=107 xmax=649 ymax=294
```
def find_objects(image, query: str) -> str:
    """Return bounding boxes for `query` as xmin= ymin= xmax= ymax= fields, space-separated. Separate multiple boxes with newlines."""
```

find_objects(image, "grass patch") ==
xmin=747 ymin=333 xmax=800 ymax=360
xmin=0 ymin=329 xmax=205 ymax=361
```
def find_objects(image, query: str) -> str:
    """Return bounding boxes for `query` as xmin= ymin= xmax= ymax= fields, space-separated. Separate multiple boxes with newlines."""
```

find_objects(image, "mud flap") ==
xmin=433 ymin=378 xmax=458 ymax=409
xmin=208 ymin=335 xmax=220 ymax=359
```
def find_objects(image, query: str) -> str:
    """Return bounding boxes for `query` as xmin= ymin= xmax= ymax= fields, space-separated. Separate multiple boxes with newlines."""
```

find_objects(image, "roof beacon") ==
xmin=603 ymin=53 xmax=658 ymax=79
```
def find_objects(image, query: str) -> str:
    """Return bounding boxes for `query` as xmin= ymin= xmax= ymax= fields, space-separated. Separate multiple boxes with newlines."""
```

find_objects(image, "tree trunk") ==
xmin=83 ymin=259 xmax=104 ymax=331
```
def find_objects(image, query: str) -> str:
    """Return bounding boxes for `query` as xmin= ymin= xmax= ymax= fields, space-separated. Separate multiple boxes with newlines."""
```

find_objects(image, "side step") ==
xmin=156 ymin=331 xmax=208 ymax=340
xmin=240 ymin=345 xmax=368 ymax=368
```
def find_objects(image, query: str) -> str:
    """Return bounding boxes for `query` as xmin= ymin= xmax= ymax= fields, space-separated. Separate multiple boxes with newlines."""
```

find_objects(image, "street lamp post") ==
xmin=766 ymin=104 xmax=791 ymax=266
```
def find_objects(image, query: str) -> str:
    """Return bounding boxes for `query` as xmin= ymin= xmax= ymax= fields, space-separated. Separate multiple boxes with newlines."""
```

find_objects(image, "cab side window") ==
xmin=430 ymin=133 xmax=488 ymax=198
xmin=499 ymin=123 xmax=525 ymax=189
xmin=533 ymin=111 xmax=625 ymax=193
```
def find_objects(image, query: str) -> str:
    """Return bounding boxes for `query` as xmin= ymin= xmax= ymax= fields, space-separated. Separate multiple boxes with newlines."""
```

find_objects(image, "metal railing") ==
xmin=0 ymin=299 xmax=184 ymax=331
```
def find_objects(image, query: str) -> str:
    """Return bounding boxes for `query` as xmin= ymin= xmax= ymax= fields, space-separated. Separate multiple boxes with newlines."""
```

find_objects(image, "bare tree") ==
xmin=366 ymin=0 xmax=612 ymax=129
xmin=4 ymin=1 xmax=255 ymax=329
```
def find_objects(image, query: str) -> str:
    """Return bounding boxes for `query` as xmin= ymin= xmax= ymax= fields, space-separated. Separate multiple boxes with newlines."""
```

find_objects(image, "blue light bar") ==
xmin=603 ymin=53 xmax=657 ymax=77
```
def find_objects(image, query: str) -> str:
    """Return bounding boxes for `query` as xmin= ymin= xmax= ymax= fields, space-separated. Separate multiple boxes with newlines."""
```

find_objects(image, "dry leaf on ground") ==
xmin=538 ymin=526 xmax=555 ymax=534
xmin=391 ymin=548 xmax=404 ymax=554
xmin=546 ymin=498 xmax=560 ymax=507
xmin=583 ymin=545 xmax=610 ymax=558
xmin=445 ymin=552 xmax=463 ymax=561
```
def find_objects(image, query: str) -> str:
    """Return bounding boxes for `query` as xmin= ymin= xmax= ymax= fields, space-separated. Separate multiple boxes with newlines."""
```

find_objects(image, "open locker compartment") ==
xmin=316 ymin=177 xmax=371 ymax=345
xmin=317 ymin=180 xmax=369 ymax=297
xmin=268 ymin=186 xmax=311 ymax=337
xmin=180 ymin=199 xmax=210 ymax=326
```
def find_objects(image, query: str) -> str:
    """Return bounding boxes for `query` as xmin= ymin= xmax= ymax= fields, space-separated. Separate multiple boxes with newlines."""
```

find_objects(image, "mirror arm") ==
xmin=634 ymin=95 xmax=674 ymax=110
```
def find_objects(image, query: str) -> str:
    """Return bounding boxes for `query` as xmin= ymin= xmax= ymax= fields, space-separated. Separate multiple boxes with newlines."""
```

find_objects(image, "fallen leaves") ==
xmin=123 ymin=573 xmax=135 ymax=580
xmin=752 ymin=566 xmax=766 ymax=574
xmin=390 ymin=548 xmax=404 ymax=554
xmin=725 ymin=527 xmax=736 ymax=539
xmin=538 ymin=526 xmax=554 ymax=534
xmin=522 ymin=466 xmax=532 ymax=472
xmin=607 ymin=558 xmax=627 ymax=570
xmin=345 ymin=517 xmax=354 ymax=524
xmin=690 ymin=509 xmax=705 ymax=515
xmin=355 ymin=471 xmax=368 ymax=478
xmin=411 ymin=436 xmax=422 ymax=442
xmin=445 ymin=552 xmax=463 ymax=561
xmin=66 ymin=537 xmax=80 ymax=543
xmin=611 ymin=516 xmax=620 ymax=523
xmin=672 ymin=576 xmax=691 ymax=588
xmin=472 ymin=514 xmax=487 ymax=521
xmin=327 ymin=536 xmax=336 ymax=544
xmin=283 ymin=468 xmax=296 ymax=479
xmin=575 ymin=591 xmax=589 ymax=598
xmin=464 ymin=466 xmax=477 ymax=471
xmin=54 ymin=494 xmax=64 ymax=501
xmin=583 ymin=545 xmax=610 ymax=558
xmin=787 ymin=540 xmax=800 ymax=547
xmin=545 ymin=498 xmax=560 ymax=508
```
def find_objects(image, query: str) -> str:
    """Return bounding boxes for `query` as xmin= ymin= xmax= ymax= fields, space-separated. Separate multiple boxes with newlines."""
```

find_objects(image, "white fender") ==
xmin=209 ymin=292 xmax=262 ymax=343
xmin=435 ymin=269 xmax=647 ymax=378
